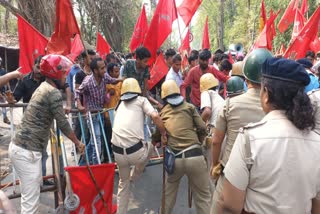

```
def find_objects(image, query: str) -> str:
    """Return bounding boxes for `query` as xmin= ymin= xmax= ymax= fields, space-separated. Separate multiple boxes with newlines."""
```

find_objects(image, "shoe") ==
xmin=3 ymin=117 xmax=10 ymax=124
xmin=43 ymin=179 xmax=55 ymax=186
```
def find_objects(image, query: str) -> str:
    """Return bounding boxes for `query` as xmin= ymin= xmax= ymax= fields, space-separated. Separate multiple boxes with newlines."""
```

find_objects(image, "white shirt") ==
xmin=224 ymin=110 xmax=320 ymax=213
xmin=165 ymin=67 xmax=183 ymax=87
xmin=112 ymin=96 xmax=156 ymax=147
xmin=200 ymin=90 xmax=225 ymax=127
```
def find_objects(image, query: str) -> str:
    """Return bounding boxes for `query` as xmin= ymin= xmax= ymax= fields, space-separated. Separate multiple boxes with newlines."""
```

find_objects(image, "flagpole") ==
xmin=174 ymin=1 xmax=183 ymax=49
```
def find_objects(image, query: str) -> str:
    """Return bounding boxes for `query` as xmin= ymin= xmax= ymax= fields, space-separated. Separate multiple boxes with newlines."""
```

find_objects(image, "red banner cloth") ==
xmin=202 ymin=16 xmax=210 ymax=50
xmin=284 ymin=7 xmax=320 ymax=59
xmin=65 ymin=163 xmax=117 ymax=214
xmin=259 ymin=0 xmax=267 ymax=32
xmin=96 ymin=32 xmax=111 ymax=60
xmin=277 ymin=0 xmax=298 ymax=33
xmin=17 ymin=15 xmax=48 ymax=74
xmin=47 ymin=0 xmax=80 ymax=55
xmin=177 ymin=0 xmax=202 ymax=27
xmin=68 ymin=34 xmax=84 ymax=61
xmin=148 ymin=53 xmax=168 ymax=90
xmin=129 ymin=5 xmax=148 ymax=53
xmin=143 ymin=0 xmax=178 ymax=65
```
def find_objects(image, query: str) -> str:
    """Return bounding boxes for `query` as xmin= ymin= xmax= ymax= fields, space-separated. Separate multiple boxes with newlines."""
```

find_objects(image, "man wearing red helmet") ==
xmin=8 ymin=54 xmax=85 ymax=214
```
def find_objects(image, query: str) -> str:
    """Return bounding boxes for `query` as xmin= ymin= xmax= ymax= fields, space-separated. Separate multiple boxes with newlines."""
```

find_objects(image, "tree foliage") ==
xmin=194 ymin=0 xmax=320 ymax=52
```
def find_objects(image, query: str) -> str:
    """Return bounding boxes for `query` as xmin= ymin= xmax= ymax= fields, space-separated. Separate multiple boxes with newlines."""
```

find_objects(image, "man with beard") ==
xmin=180 ymin=49 xmax=229 ymax=110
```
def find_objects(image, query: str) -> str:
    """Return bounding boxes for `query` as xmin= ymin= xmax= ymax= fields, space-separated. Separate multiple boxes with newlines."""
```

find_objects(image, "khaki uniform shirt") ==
xmin=224 ymin=110 xmax=320 ymax=213
xmin=308 ymin=89 xmax=320 ymax=135
xmin=215 ymin=88 xmax=264 ymax=166
xmin=111 ymin=96 xmax=155 ymax=148
xmin=160 ymin=102 xmax=206 ymax=151
xmin=200 ymin=90 xmax=225 ymax=127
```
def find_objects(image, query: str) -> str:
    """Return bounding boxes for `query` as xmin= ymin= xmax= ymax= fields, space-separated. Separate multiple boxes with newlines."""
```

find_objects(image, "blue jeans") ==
xmin=84 ymin=114 xmax=102 ymax=165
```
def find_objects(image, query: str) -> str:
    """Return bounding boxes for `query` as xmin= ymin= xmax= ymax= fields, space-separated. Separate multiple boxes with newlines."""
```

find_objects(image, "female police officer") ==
xmin=218 ymin=58 xmax=320 ymax=213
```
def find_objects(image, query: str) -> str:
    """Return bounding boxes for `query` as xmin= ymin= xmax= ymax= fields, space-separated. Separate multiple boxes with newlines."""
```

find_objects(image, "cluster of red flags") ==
xmin=18 ymin=0 xmax=114 ymax=73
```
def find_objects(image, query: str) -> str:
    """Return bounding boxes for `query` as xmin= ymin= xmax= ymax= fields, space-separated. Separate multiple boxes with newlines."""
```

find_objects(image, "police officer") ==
xmin=210 ymin=48 xmax=273 ymax=213
xmin=219 ymin=58 xmax=320 ymax=213
xmin=231 ymin=61 xmax=247 ymax=92
xmin=226 ymin=76 xmax=245 ymax=98
xmin=156 ymin=80 xmax=211 ymax=214
xmin=111 ymin=78 xmax=166 ymax=214
xmin=308 ymin=89 xmax=320 ymax=135
xmin=200 ymin=73 xmax=225 ymax=148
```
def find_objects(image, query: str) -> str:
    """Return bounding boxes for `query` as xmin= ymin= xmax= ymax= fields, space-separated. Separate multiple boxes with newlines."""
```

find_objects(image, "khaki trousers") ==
xmin=8 ymin=142 xmax=42 ymax=214
xmin=162 ymin=155 xmax=211 ymax=214
xmin=210 ymin=174 xmax=225 ymax=214
xmin=114 ymin=142 xmax=153 ymax=214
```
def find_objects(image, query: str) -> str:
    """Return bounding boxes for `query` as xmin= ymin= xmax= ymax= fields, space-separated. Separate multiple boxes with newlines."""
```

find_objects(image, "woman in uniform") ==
xmin=217 ymin=58 xmax=320 ymax=213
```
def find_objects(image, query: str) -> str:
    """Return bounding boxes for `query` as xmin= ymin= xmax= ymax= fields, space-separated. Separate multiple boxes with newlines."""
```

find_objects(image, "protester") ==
xmin=180 ymin=49 xmax=229 ymax=109
xmin=308 ymin=89 xmax=320 ymax=135
xmin=154 ymin=79 xmax=210 ymax=214
xmin=165 ymin=54 xmax=183 ymax=87
xmin=9 ymin=54 xmax=85 ymax=214
xmin=296 ymin=58 xmax=319 ymax=92
xmin=76 ymin=57 xmax=122 ymax=165
xmin=112 ymin=78 xmax=166 ymax=214
xmin=210 ymin=48 xmax=273 ymax=213
xmin=103 ymin=62 xmax=122 ymax=161
xmin=218 ymin=58 xmax=320 ymax=213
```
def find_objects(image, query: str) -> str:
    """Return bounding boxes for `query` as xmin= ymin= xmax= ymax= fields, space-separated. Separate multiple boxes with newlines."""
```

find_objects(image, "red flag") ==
xmin=68 ymin=34 xmax=84 ymax=61
xmin=179 ymin=29 xmax=191 ymax=53
xmin=143 ymin=0 xmax=178 ymax=65
xmin=252 ymin=10 xmax=280 ymax=51
xmin=300 ymin=0 xmax=308 ymax=16
xmin=96 ymin=32 xmax=111 ymax=59
xmin=269 ymin=9 xmax=277 ymax=39
xmin=277 ymin=0 xmax=298 ymax=33
xmin=66 ymin=164 xmax=117 ymax=214
xmin=148 ymin=53 xmax=168 ymax=89
xmin=259 ymin=0 xmax=267 ymax=32
xmin=228 ymin=52 xmax=234 ymax=64
xmin=202 ymin=16 xmax=210 ymax=49
xmin=18 ymin=15 xmax=48 ymax=74
xmin=284 ymin=7 xmax=320 ymax=59
xmin=129 ymin=5 xmax=148 ymax=53
xmin=177 ymin=0 xmax=202 ymax=26
xmin=310 ymin=37 xmax=320 ymax=53
xmin=291 ymin=8 xmax=306 ymax=41
xmin=47 ymin=0 xmax=80 ymax=55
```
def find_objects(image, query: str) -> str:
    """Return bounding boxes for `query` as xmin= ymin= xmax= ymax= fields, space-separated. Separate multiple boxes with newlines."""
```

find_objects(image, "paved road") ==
xmin=0 ymin=106 xmax=199 ymax=213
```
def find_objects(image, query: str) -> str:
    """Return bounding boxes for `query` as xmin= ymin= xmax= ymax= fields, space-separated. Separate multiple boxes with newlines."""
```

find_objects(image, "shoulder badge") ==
xmin=239 ymin=120 xmax=267 ymax=133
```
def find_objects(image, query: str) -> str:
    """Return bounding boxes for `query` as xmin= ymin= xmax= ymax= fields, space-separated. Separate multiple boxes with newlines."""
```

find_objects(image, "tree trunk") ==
xmin=3 ymin=0 xmax=11 ymax=33
xmin=218 ymin=0 xmax=225 ymax=51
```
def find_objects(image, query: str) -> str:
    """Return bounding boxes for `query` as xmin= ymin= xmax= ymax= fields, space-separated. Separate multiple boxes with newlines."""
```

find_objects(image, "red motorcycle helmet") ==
xmin=40 ymin=54 xmax=73 ymax=80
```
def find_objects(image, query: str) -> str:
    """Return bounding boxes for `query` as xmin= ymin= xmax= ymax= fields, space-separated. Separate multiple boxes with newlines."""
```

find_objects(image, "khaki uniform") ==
xmin=211 ymin=88 xmax=264 ymax=213
xmin=224 ymin=110 xmax=320 ymax=213
xmin=160 ymin=102 xmax=211 ymax=214
xmin=111 ymin=96 xmax=156 ymax=214
xmin=308 ymin=89 xmax=320 ymax=135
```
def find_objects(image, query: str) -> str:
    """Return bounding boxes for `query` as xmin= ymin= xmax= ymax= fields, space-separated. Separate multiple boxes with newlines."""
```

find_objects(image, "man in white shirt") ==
xmin=165 ymin=54 xmax=183 ymax=87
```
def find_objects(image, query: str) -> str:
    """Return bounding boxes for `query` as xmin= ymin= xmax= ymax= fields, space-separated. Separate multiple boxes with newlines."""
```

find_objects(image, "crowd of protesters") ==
xmin=0 ymin=45 xmax=319 ymax=214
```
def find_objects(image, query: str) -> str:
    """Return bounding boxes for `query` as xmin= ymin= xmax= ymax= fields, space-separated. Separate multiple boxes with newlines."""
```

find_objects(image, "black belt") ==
xmin=112 ymin=141 xmax=143 ymax=155
xmin=172 ymin=148 xmax=203 ymax=158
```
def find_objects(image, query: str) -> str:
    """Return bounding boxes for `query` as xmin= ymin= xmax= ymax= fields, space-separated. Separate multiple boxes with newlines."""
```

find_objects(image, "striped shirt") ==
xmin=75 ymin=73 xmax=117 ymax=111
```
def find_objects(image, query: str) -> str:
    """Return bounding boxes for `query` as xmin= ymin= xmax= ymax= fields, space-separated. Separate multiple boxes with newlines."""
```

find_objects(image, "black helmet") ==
xmin=227 ymin=76 xmax=245 ymax=97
